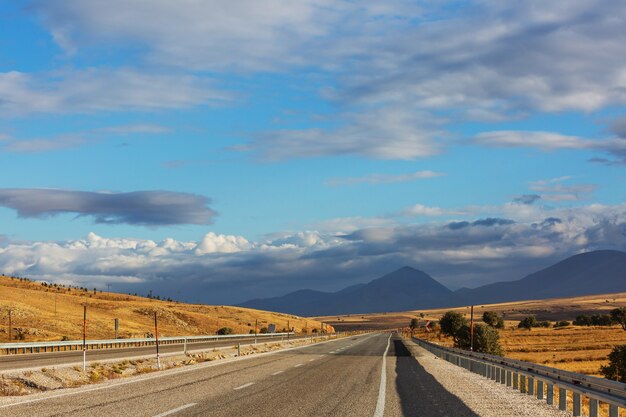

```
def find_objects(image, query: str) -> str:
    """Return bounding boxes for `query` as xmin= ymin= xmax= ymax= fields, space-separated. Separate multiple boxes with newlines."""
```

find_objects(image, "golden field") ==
xmin=319 ymin=292 xmax=626 ymax=377
xmin=0 ymin=275 xmax=326 ymax=343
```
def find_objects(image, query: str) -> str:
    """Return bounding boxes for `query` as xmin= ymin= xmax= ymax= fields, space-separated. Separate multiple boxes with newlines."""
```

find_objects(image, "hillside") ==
xmin=240 ymin=266 xmax=452 ymax=315
xmin=0 ymin=275 xmax=325 ymax=342
xmin=449 ymin=250 xmax=626 ymax=306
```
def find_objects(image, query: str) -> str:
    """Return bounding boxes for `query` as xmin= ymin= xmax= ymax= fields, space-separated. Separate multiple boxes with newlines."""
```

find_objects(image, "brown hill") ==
xmin=0 ymin=275 xmax=325 ymax=342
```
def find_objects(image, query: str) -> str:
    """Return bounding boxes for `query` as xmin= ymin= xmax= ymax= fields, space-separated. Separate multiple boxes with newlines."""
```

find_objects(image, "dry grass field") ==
xmin=318 ymin=292 xmax=626 ymax=377
xmin=0 ymin=275 xmax=326 ymax=343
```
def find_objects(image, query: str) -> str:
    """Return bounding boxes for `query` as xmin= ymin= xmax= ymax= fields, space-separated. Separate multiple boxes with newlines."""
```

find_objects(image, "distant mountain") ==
xmin=239 ymin=266 xmax=453 ymax=316
xmin=239 ymin=250 xmax=626 ymax=316
xmin=449 ymin=250 xmax=626 ymax=306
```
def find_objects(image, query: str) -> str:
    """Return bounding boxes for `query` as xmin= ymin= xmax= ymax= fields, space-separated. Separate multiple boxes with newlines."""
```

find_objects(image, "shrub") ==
xmin=259 ymin=327 xmax=268 ymax=334
xmin=600 ymin=345 xmax=626 ymax=383
xmin=610 ymin=308 xmax=626 ymax=330
xmin=216 ymin=327 xmax=233 ymax=335
xmin=554 ymin=321 xmax=570 ymax=328
xmin=440 ymin=311 xmax=467 ymax=344
xmin=518 ymin=316 xmax=536 ymax=330
xmin=456 ymin=324 xmax=504 ymax=356
xmin=482 ymin=311 xmax=504 ymax=329
xmin=537 ymin=320 xmax=551 ymax=328
xmin=410 ymin=318 xmax=420 ymax=333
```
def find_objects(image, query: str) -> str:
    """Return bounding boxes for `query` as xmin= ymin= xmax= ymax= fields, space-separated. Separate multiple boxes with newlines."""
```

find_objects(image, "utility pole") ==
xmin=470 ymin=305 xmax=474 ymax=352
xmin=114 ymin=318 xmax=119 ymax=339
xmin=8 ymin=309 xmax=12 ymax=343
xmin=154 ymin=311 xmax=161 ymax=370
xmin=82 ymin=305 xmax=87 ymax=371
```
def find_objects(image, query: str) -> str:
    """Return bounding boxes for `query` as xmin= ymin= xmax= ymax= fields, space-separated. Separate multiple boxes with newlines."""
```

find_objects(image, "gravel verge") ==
xmin=411 ymin=344 xmax=573 ymax=417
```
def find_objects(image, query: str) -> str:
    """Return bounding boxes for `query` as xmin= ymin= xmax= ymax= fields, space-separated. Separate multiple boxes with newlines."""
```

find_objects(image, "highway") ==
xmin=0 ymin=333 xmax=480 ymax=417
xmin=0 ymin=335 xmax=303 ymax=371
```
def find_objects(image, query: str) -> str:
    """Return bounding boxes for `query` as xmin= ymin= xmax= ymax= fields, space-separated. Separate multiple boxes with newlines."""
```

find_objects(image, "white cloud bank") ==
xmin=2 ymin=202 xmax=626 ymax=303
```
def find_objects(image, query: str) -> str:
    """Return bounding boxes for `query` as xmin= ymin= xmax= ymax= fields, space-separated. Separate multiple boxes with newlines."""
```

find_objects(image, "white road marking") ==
xmin=373 ymin=334 xmax=392 ymax=417
xmin=272 ymin=370 xmax=283 ymax=375
xmin=234 ymin=382 xmax=255 ymax=390
xmin=294 ymin=363 xmax=303 ymax=367
xmin=153 ymin=403 xmax=197 ymax=417
xmin=308 ymin=358 xmax=316 ymax=362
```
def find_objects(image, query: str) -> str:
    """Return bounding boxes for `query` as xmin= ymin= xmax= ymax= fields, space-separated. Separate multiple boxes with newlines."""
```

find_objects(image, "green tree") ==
xmin=456 ymin=324 xmax=504 ymax=356
xmin=518 ymin=316 xmax=537 ymax=330
xmin=217 ymin=327 xmax=233 ymax=335
xmin=610 ymin=308 xmax=626 ymax=330
xmin=482 ymin=311 xmax=504 ymax=329
xmin=440 ymin=311 xmax=467 ymax=344
xmin=600 ymin=345 xmax=626 ymax=382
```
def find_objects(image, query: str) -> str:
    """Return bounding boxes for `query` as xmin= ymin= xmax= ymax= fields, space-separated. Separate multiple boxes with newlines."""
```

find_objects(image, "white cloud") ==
xmin=326 ymin=170 xmax=443 ymax=186
xmin=473 ymin=131 xmax=594 ymax=150
xmin=402 ymin=204 xmax=456 ymax=217
xmin=195 ymin=232 xmax=251 ymax=255
xmin=33 ymin=0 xmax=421 ymax=72
xmin=250 ymin=107 xmax=444 ymax=160
xmin=0 ymin=69 xmax=229 ymax=117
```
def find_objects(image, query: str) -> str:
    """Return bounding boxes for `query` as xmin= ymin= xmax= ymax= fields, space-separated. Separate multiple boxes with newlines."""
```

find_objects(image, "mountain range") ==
xmin=238 ymin=250 xmax=626 ymax=316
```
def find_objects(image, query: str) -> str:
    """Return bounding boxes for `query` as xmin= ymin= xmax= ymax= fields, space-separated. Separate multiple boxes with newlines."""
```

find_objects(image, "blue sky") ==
xmin=1 ymin=1 xmax=626 ymax=304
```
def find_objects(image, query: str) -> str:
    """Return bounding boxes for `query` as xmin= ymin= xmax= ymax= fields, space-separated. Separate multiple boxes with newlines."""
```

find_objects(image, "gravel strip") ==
xmin=413 ymin=345 xmax=573 ymax=417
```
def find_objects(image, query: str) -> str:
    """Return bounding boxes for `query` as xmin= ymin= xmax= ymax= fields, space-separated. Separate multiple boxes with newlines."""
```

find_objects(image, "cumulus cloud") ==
xmin=326 ymin=170 xmax=443 ymax=186
xmin=0 ymin=189 xmax=216 ymax=226
xmin=0 ymin=69 xmax=229 ymax=117
xmin=2 ymin=203 xmax=626 ymax=303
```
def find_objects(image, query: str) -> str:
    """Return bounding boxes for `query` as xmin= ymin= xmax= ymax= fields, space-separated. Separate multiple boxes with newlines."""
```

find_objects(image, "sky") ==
xmin=1 ymin=0 xmax=626 ymax=305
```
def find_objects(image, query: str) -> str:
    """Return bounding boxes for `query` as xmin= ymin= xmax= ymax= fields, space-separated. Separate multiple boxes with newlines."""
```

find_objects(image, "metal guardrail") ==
xmin=413 ymin=337 xmax=626 ymax=417
xmin=0 ymin=332 xmax=295 ymax=355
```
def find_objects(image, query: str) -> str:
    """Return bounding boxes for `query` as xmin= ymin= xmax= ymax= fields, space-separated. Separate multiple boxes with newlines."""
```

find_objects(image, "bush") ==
xmin=410 ymin=318 xmax=420 ymax=333
xmin=600 ymin=345 xmax=626 ymax=383
xmin=537 ymin=320 xmax=551 ymax=328
xmin=574 ymin=314 xmax=614 ymax=326
xmin=482 ymin=311 xmax=504 ymax=329
xmin=259 ymin=327 xmax=268 ymax=334
xmin=610 ymin=308 xmax=626 ymax=330
xmin=440 ymin=311 xmax=467 ymax=344
xmin=518 ymin=316 xmax=536 ymax=330
xmin=216 ymin=327 xmax=233 ymax=335
xmin=554 ymin=321 xmax=570 ymax=328
xmin=456 ymin=323 xmax=504 ymax=356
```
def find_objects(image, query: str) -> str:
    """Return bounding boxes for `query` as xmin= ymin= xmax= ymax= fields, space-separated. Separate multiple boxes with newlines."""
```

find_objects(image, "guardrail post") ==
xmin=237 ymin=343 xmax=240 ymax=357
xmin=520 ymin=375 xmax=527 ymax=393
xmin=572 ymin=392 xmax=581 ymax=416
xmin=588 ymin=398 xmax=598 ymax=417
xmin=184 ymin=338 xmax=187 ymax=355
xmin=528 ymin=377 xmax=534 ymax=395
xmin=537 ymin=380 xmax=544 ymax=400
xmin=495 ymin=367 xmax=501 ymax=383
xmin=546 ymin=383 xmax=553 ymax=404
xmin=506 ymin=370 xmax=512 ymax=387
xmin=609 ymin=404 xmax=619 ymax=417
xmin=559 ymin=388 xmax=567 ymax=411
xmin=513 ymin=373 xmax=519 ymax=390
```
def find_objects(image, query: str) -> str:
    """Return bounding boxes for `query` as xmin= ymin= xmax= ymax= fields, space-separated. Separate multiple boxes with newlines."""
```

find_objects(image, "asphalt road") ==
xmin=0 ymin=333 xmax=476 ymax=417
xmin=0 ymin=335 xmax=305 ymax=371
